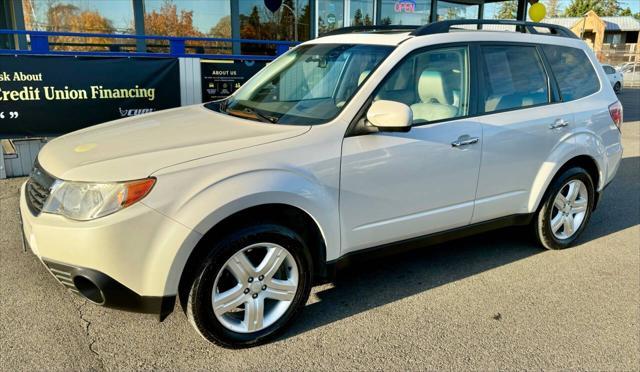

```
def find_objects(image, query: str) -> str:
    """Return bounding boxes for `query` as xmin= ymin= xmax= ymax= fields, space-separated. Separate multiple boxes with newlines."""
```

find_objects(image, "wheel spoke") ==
xmin=212 ymin=284 xmax=246 ymax=316
xmin=257 ymin=245 xmax=287 ymax=279
xmin=572 ymin=198 xmax=588 ymax=214
xmin=244 ymin=297 xmax=265 ymax=332
xmin=566 ymin=181 xmax=580 ymax=202
xmin=563 ymin=214 xmax=575 ymax=236
xmin=226 ymin=252 xmax=256 ymax=282
xmin=551 ymin=213 xmax=564 ymax=233
xmin=554 ymin=193 xmax=567 ymax=210
xmin=264 ymin=278 xmax=297 ymax=301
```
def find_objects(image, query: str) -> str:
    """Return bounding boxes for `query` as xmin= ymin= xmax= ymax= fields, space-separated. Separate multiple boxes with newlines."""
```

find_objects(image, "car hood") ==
xmin=38 ymin=105 xmax=310 ymax=182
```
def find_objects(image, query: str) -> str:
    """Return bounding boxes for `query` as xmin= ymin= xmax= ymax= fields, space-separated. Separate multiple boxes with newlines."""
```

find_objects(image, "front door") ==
xmin=339 ymin=45 xmax=482 ymax=253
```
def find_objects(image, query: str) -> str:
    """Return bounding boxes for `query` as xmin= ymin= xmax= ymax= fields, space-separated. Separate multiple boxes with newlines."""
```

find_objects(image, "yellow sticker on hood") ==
xmin=74 ymin=143 xmax=97 ymax=153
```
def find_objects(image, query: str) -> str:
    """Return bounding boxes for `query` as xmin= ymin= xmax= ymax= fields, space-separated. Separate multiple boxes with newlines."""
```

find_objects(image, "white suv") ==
xmin=20 ymin=20 xmax=623 ymax=348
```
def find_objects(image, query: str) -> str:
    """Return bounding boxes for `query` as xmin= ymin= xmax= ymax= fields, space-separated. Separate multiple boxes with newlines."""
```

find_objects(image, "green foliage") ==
xmin=563 ymin=0 xmax=628 ymax=17
xmin=495 ymin=0 xmax=517 ymax=20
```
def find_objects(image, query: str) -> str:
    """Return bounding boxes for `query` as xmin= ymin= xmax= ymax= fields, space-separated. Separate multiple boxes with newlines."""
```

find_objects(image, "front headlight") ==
xmin=42 ymin=178 xmax=155 ymax=221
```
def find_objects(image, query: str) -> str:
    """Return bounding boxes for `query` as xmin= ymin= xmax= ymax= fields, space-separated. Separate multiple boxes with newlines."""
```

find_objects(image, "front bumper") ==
xmin=19 ymin=182 xmax=199 ymax=317
xmin=41 ymin=258 xmax=175 ymax=317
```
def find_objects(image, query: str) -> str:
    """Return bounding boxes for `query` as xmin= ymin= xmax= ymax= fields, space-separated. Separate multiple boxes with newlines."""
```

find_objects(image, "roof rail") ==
xmin=323 ymin=25 xmax=419 ymax=36
xmin=410 ymin=20 xmax=578 ymax=39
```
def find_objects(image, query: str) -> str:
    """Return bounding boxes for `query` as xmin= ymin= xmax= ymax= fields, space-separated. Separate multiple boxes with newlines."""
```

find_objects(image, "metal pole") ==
xmin=11 ymin=0 xmax=27 ymax=50
xmin=132 ymin=0 xmax=146 ymax=52
xmin=231 ymin=0 xmax=241 ymax=54
xmin=281 ymin=3 xmax=298 ymax=41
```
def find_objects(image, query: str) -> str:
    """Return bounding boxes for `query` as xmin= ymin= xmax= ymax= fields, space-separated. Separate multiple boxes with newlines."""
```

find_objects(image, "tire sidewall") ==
xmin=188 ymin=224 xmax=312 ymax=348
xmin=536 ymin=167 xmax=595 ymax=250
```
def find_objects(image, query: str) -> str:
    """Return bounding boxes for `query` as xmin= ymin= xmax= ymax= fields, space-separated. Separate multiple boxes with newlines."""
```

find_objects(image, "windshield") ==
xmin=208 ymin=44 xmax=393 ymax=125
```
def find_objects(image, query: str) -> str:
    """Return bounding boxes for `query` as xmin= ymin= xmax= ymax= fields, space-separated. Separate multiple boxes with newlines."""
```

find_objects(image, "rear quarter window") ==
xmin=541 ymin=45 xmax=600 ymax=101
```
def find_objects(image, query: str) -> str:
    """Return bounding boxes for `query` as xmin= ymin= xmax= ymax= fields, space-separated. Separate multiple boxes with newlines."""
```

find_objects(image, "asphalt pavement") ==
xmin=1 ymin=90 xmax=638 ymax=371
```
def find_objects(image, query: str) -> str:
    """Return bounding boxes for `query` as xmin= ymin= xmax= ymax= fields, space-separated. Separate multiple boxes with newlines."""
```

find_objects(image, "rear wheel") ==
xmin=186 ymin=224 xmax=312 ymax=348
xmin=534 ymin=167 xmax=595 ymax=250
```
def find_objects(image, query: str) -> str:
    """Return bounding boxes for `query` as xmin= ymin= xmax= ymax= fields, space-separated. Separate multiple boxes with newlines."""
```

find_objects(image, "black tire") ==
xmin=186 ymin=224 xmax=312 ymax=348
xmin=533 ymin=167 xmax=595 ymax=250
xmin=614 ymin=82 xmax=621 ymax=94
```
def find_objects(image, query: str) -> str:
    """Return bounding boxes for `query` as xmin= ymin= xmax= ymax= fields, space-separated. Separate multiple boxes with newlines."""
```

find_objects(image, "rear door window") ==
xmin=541 ymin=45 xmax=600 ymax=101
xmin=479 ymin=45 xmax=550 ymax=114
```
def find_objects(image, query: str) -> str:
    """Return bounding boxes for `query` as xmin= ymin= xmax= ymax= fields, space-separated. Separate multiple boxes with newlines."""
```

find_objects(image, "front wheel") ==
xmin=186 ymin=224 xmax=312 ymax=348
xmin=533 ymin=167 xmax=595 ymax=250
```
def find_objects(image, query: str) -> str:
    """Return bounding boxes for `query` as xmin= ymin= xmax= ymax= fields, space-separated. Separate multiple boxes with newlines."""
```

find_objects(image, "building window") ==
xmin=437 ymin=1 xmax=478 ymax=21
xmin=22 ymin=0 xmax=133 ymax=33
xmin=22 ymin=0 xmax=135 ymax=51
xmin=144 ymin=0 xmax=231 ymax=54
xmin=240 ymin=1 xmax=311 ymax=55
xmin=318 ymin=1 xmax=345 ymax=34
xmin=350 ymin=0 xmax=374 ymax=26
xmin=379 ymin=0 xmax=431 ymax=25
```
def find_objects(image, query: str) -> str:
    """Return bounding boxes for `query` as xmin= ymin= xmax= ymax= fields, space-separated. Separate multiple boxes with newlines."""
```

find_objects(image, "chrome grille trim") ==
xmin=25 ymin=160 xmax=56 ymax=216
xmin=44 ymin=262 xmax=78 ymax=292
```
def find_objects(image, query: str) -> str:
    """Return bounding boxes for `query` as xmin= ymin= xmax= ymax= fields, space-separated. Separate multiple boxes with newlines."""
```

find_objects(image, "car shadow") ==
xmin=282 ymin=155 xmax=639 ymax=340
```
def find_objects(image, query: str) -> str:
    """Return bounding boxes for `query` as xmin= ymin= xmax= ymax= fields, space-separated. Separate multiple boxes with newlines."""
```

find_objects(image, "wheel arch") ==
xmin=529 ymin=153 xmax=602 ymax=213
xmin=176 ymin=203 xmax=329 ymax=310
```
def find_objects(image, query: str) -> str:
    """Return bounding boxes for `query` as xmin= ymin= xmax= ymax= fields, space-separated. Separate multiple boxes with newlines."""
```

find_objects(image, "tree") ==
xmin=563 ymin=0 xmax=624 ymax=17
xmin=45 ymin=3 xmax=115 ymax=51
xmin=544 ymin=0 xmax=561 ymax=18
xmin=353 ymin=9 xmax=364 ymax=26
xmin=495 ymin=1 xmax=517 ymax=19
xmin=209 ymin=16 xmax=231 ymax=38
xmin=144 ymin=0 xmax=202 ymax=37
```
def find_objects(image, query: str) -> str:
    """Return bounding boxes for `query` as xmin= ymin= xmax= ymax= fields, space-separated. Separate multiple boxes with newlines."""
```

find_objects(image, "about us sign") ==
xmin=0 ymin=55 xmax=180 ymax=137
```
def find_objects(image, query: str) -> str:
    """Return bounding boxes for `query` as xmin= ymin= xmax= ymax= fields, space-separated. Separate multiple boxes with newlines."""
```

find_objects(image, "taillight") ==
xmin=609 ymin=101 xmax=623 ymax=131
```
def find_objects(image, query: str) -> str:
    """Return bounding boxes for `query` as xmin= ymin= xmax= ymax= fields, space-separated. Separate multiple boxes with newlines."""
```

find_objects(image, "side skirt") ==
xmin=323 ymin=213 xmax=534 ymax=278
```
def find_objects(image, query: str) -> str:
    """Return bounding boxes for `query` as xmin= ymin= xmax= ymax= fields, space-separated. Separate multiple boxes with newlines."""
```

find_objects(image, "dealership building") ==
xmin=3 ymin=0 xmax=532 ymax=54
xmin=1 ymin=0 xmax=637 ymax=178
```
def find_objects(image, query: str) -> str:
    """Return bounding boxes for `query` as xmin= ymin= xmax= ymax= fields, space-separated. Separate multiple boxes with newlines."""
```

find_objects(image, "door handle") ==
xmin=550 ymin=119 xmax=570 ymax=129
xmin=451 ymin=136 xmax=479 ymax=147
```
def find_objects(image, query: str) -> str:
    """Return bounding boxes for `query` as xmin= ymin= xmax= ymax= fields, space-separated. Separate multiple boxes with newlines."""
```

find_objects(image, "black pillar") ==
xmin=132 ymin=0 xmax=146 ymax=52
xmin=231 ymin=0 xmax=240 ymax=54
xmin=516 ymin=0 xmax=527 ymax=21
xmin=430 ymin=0 xmax=438 ymax=23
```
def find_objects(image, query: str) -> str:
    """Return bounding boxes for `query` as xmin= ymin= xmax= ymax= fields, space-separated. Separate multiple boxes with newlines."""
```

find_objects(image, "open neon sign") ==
xmin=395 ymin=0 xmax=416 ymax=13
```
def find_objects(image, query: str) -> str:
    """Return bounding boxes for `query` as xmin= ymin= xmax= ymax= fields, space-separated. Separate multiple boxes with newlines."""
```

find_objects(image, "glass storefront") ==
xmin=11 ymin=1 xmax=519 ymax=55
xmin=379 ymin=0 xmax=432 ymax=26
xmin=22 ymin=0 xmax=133 ymax=33
xmin=349 ymin=0 xmax=375 ymax=26
xmin=318 ymin=0 xmax=345 ymax=34
xmin=437 ymin=1 xmax=479 ymax=21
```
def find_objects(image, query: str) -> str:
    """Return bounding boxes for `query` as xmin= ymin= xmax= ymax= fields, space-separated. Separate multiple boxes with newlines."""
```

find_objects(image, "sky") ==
xmin=28 ymin=0 xmax=640 ymax=34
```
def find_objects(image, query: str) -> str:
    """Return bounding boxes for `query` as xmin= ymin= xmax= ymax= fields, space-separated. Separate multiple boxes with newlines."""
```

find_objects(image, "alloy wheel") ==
xmin=212 ymin=243 xmax=299 ymax=333
xmin=550 ymin=179 xmax=589 ymax=240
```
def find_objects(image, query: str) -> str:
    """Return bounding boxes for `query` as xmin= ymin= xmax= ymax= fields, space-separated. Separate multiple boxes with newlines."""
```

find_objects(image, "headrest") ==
xmin=358 ymin=70 xmax=371 ymax=86
xmin=418 ymin=70 xmax=449 ymax=105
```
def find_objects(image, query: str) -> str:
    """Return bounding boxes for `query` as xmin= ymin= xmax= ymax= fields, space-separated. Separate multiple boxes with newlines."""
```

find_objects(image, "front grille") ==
xmin=43 ymin=262 xmax=79 ymax=294
xmin=25 ymin=160 xmax=56 ymax=216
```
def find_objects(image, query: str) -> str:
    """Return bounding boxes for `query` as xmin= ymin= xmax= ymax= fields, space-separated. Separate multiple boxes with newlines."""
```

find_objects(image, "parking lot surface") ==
xmin=1 ymin=90 xmax=638 ymax=371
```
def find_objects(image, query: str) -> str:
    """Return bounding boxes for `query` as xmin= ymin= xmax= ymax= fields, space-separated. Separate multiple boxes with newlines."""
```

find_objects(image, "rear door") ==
xmin=471 ymin=43 xmax=574 ymax=223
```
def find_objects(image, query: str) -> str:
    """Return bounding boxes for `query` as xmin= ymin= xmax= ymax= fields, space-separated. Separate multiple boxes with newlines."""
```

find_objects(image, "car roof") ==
xmin=303 ymin=30 xmax=588 ymax=53
xmin=308 ymin=32 xmax=413 ymax=46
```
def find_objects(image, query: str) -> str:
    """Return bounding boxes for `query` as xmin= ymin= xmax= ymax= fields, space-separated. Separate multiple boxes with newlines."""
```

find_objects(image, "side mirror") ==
xmin=366 ymin=100 xmax=413 ymax=133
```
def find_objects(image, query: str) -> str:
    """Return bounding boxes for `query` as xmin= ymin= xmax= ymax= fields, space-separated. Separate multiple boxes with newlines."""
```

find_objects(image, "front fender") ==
xmin=145 ymin=169 xmax=340 ymax=295
xmin=527 ymin=131 xmax=606 ymax=212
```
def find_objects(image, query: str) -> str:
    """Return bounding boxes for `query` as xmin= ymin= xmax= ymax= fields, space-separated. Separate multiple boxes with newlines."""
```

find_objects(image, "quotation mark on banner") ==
xmin=0 ymin=111 xmax=19 ymax=119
